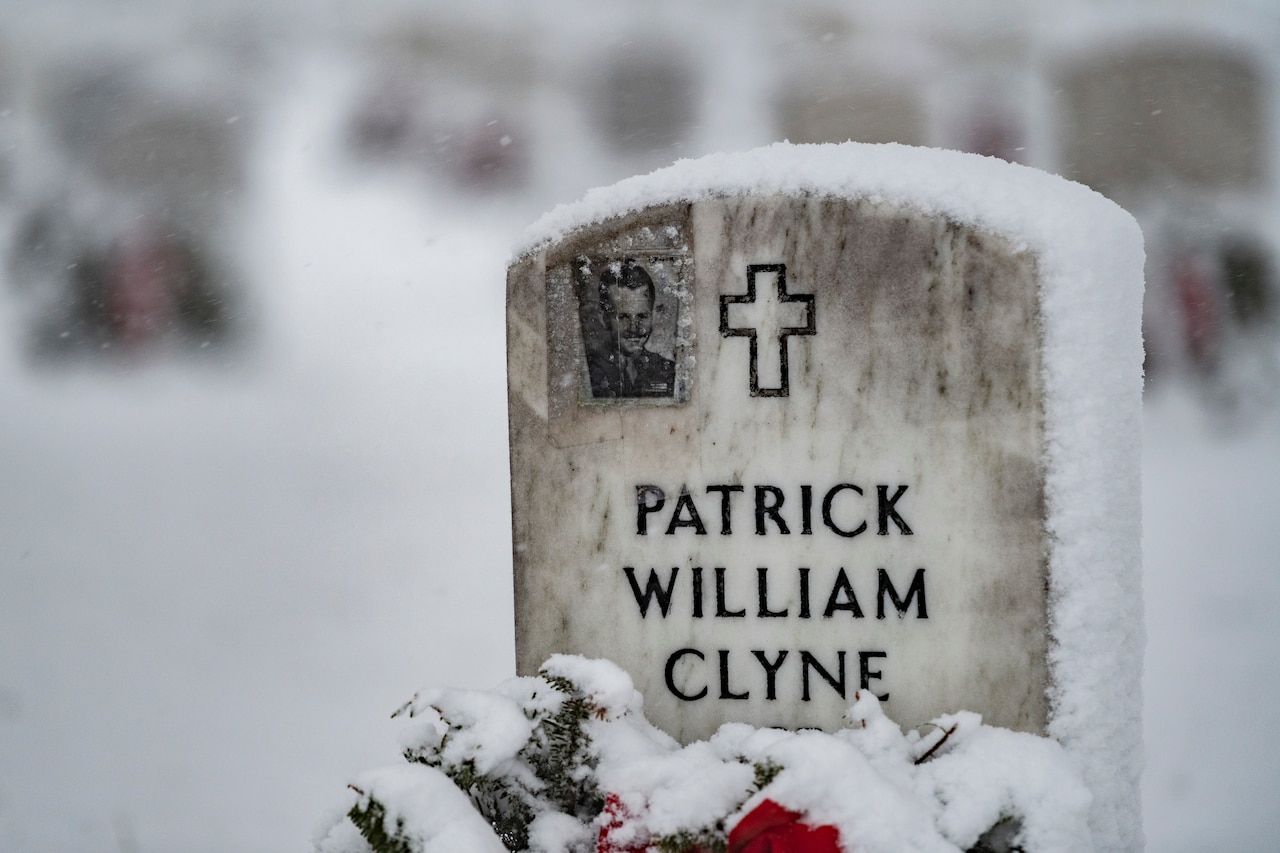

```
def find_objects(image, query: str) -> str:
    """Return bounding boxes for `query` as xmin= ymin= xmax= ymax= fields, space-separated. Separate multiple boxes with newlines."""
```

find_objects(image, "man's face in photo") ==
xmin=605 ymin=285 xmax=654 ymax=358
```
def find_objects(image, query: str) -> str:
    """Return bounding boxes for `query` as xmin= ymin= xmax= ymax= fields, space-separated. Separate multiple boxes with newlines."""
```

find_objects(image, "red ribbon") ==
xmin=728 ymin=799 xmax=841 ymax=853
xmin=596 ymin=793 xmax=648 ymax=853
xmin=597 ymin=795 xmax=840 ymax=853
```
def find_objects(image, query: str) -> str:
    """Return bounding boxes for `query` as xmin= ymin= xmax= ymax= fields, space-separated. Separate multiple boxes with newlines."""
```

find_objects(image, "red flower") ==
xmin=596 ymin=793 xmax=648 ymax=853
xmin=728 ymin=799 xmax=841 ymax=853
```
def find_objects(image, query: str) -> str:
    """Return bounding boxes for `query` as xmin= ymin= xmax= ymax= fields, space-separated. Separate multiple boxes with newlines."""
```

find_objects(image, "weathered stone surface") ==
xmin=509 ymin=194 xmax=1047 ymax=743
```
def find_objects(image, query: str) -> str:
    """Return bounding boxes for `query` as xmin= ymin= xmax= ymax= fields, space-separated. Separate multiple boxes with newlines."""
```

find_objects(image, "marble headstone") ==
xmin=506 ymin=146 xmax=1144 ymax=850
xmin=512 ymin=197 xmax=1044 ymax=742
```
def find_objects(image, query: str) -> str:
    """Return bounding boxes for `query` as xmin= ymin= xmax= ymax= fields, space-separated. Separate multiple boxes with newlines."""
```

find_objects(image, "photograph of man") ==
xmin=586 ymin=259 xmax=676 ymax=398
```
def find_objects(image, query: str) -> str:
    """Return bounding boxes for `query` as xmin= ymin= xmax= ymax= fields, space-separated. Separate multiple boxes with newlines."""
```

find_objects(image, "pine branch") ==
xmin=347 ymin=792 xmax=417 ymax=853
xmin=752 ymin=759 xmax=783 ymax=790
xmin=528 ymin=672 xmax=605 ymax=820
xmin=655 ymin=827 xmax=726 ymax=853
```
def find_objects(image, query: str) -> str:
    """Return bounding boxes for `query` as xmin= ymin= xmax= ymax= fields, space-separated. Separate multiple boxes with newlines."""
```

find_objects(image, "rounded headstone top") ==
xmin=513 ymin=142 xmax=1140 ymax=279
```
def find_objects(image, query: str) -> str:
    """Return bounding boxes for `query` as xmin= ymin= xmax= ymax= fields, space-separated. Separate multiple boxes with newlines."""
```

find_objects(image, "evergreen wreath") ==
xmin=317 ymin=656 xmax=1093 ymax=853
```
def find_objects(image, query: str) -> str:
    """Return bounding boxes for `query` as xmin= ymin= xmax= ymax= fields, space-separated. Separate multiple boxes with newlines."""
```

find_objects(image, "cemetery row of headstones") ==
xmin=343 ymin=9 xmax=1275 ymax=397
xmin=1 ymin=3 xmax=1272 ymax=389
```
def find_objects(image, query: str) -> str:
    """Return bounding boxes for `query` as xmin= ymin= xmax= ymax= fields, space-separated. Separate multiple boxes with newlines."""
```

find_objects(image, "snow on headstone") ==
xmin=507 ymin=143 xmax=1144 ymax=851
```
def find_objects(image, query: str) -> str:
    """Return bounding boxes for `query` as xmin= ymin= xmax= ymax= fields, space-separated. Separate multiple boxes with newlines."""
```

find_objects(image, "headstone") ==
xmin=44 ymin=60 xmax=249 ymax=207
xmin=932 ymin=62 xmax=1031 ymax=165
xmin=775 ymin=75 xmax=926 ymax=147
xmin=508 ymin=144 xmax=1144 ymax=849
xmin=592 ymin=43 xmax=697 ymax=155
xmin=769 ymin=22 xmax=931 ymax=149
xmin=347 ymin=22 xmax=534 ymax=190
xmin=1055 ymin=41 xmax=1264 ymax=194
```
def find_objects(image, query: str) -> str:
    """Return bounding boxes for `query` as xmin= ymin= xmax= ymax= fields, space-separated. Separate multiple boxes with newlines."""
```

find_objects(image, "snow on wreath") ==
xmin=314 ymin=656 xmax=1093 ymax=853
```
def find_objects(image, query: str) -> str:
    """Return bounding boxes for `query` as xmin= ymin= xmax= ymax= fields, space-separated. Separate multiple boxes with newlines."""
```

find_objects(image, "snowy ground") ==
xmin=1 ymin=52 xmax=1279 ymax=853
xmin=1140 ymin=388 xmax=1280 ymax=851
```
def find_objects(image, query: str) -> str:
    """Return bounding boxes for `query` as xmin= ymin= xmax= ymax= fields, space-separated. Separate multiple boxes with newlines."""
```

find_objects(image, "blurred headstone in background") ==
xmin=345 ymin=67 xmax=429 ymax=164
xmin=932 ymin=29 xmax=1032 ymax=164
xmin=775 ymin=75 xmax=926 ymax=147
xmin=45 ymin=59 xmax=250 ymax=207
xmin=771 ymin=15 xmax=928 ymax=147
xmin=343 ymin=19 xmax=533 ymax=191
xmin=1056 ymin=41 xmax=1264 ymax=193
xmin=1052 ymin=29 xmax=1277 ymax=407
xmin=591 ymin=40 xmax=697 ymax=157
xmin=6 ymin=42 xmax=255 ymax=361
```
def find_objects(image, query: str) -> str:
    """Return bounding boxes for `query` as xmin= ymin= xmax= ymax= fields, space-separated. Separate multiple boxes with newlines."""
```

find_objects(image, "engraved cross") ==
xmin=720 ymin=263 xmax=816 ymax=397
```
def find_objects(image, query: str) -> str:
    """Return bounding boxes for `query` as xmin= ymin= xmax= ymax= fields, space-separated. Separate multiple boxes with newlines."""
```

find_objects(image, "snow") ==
xmin=317 ymin=657 xmax=1092 ymax=852
xmin=911 ymin=722 xmax=1093 ymax=851
xmin=722 ymin=730 xmax=958 ymax=853
xmin=515 ymin=141 xmax=1145 ymax=851
xmin=0 ymin=24 xmax=1277 ymax=853
xmin=1140 ymin=389 xmax=1280 ymax=850
xmin=525 ymin=812 xmax=593 ymax=853
xmin=515 ymin=142 xmax=1137 ymax=265
xmin=596 ymin=738 xmax=754 ymax=838
xmin=392 ymin=686 xmax=535 ymax=776
xmin=541 ymin=654 xmax=645 ymax=721
xmin=323 ymin=763 xmax=508 ymax=853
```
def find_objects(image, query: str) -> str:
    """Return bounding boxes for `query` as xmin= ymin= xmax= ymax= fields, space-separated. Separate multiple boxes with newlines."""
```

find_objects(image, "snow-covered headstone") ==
xmin=507 ymin=144 xmax=1143 ymax=848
